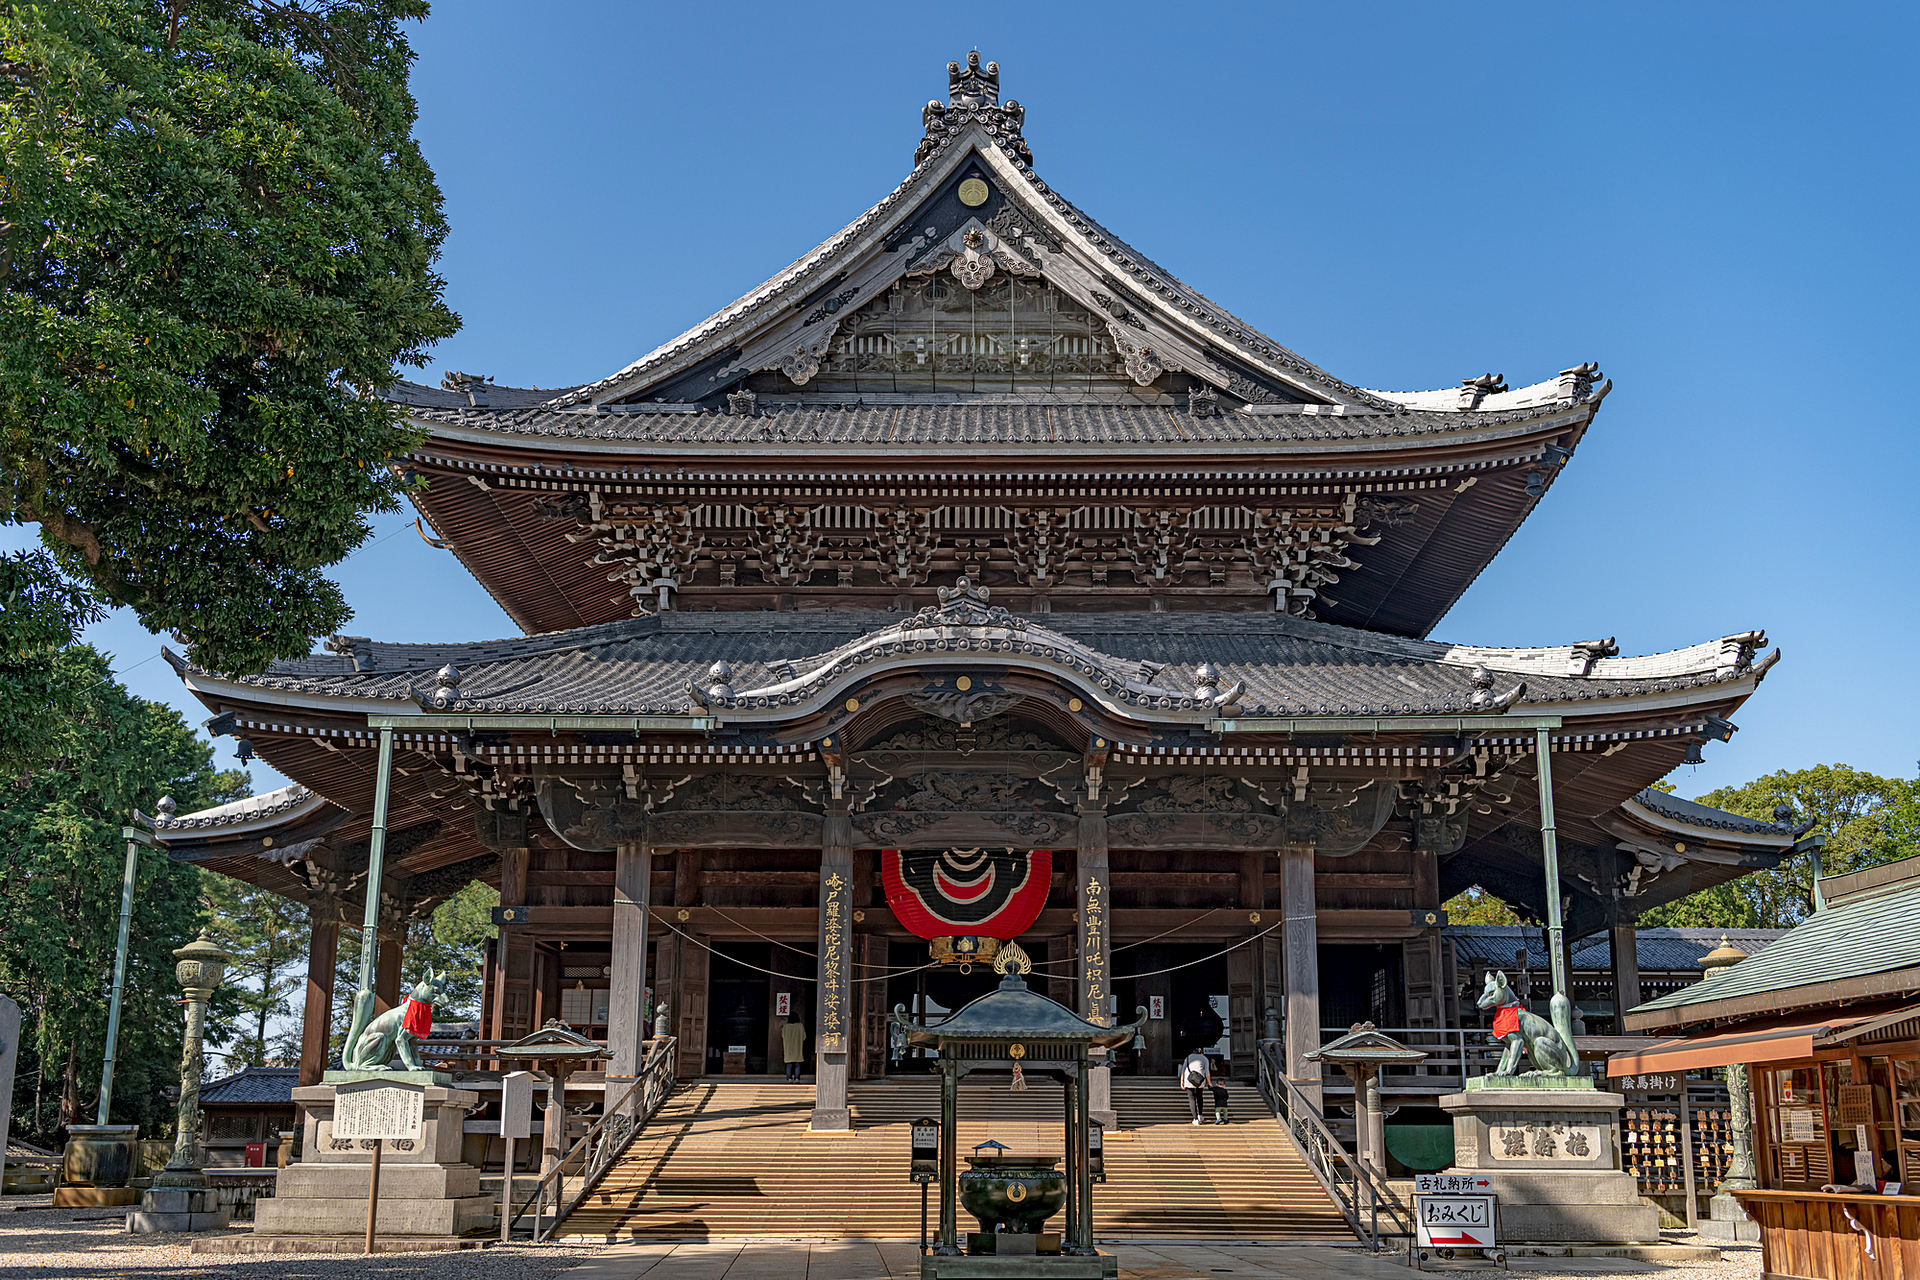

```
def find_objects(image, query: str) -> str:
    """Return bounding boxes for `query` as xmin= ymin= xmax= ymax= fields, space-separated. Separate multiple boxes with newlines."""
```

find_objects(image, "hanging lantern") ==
xmin=883 ymin=847 xmax=1051 ymax=966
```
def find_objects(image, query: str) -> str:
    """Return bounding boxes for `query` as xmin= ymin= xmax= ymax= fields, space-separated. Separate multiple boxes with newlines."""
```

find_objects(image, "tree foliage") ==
xmin=0 ymin=646 xmax=244 ymax=1144
xmin=1442 ymin=884 xmax=1525 ymax=926
xmin=1640 ymin=764 xmax=1920 ymax=930
xmin=201 ymin=864 xmax=308 ymax=1067
xmin=0 ymin=0 xmax=457 ymax=677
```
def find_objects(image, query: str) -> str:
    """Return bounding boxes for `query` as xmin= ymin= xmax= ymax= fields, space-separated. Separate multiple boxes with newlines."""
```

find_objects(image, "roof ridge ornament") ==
xmin=916 ymin=52 xmax=1032 ymax=168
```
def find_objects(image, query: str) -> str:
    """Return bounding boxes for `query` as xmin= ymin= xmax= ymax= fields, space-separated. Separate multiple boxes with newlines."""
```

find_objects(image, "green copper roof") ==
xmin=1630 ymin=857 xmax=1920 ymax=1019
xmin=897 ymin=975 xmax=1143 ymax=1050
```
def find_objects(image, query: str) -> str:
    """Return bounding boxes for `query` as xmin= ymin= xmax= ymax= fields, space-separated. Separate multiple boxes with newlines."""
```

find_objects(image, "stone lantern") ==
xmin=128 ymin=935 xmax=233 ymax=1233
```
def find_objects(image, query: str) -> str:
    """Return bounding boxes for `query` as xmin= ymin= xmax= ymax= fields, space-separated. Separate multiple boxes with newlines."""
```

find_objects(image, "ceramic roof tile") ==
xmin=193 ymin=608 xmax=1763 ymax=719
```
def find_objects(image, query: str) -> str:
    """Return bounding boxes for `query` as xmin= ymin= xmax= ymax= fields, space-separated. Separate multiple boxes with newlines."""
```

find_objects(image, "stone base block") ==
xmin=923 ymin=1253 xmax=1116 ymax=1280
xmin=276 ymin=1161 xmax=480 ymax=1200
xmin=809 ymin=1107 xmax=851 ymax=1131
xmin=127 ymin=1184 xmax=231 ymax=1234
xmin=1494 ymin=1202 xmax=1661 ymax=1244
xmin=192 ymin=1234 xmax=491 ymax=1254
xmin=1698 ymin=1192 xmax=1761 ymax=1242
xmin=253 ymin=1194 xmax=493 ymax=1237
xmin=54 ymin=1186 xmax=139 ymax=1207
xmin=127 ymin=1210 xmax=231 ymax=1233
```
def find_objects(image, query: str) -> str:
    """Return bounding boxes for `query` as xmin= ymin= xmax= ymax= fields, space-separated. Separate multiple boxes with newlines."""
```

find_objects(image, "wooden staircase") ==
xmin=553 ymin=1076 xmax=1353 ymax=1242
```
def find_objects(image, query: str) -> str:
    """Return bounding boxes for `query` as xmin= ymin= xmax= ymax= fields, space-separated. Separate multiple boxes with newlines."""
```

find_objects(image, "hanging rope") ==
xmin=1106 ymin=917 xmax=1288 ymax=981
xmin=649 ymin=915 xmax=937 ymax=985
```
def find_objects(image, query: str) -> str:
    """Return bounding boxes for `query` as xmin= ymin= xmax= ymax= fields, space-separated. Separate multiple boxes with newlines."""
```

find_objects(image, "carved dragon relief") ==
xmin=1397 ymin=749 xmax=1522 ymax=857
xmin=1099 ymin=772 xmax=1395 ymax=853
xmin=538 ymin=489 xmax=1422 ymax=617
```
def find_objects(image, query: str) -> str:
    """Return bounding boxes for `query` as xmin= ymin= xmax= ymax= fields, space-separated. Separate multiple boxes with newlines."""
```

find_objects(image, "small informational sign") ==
xmin=1415 ymin=1174 xmax=1492 ymax=1194
xmin=1618 ymin=1072 xmax=1684 ymax=1094
xmin=910 ymin=1118 xmax=939 ymax=1184
xmin=1416 ymin=1194 xmax=1496 ymax=1249
xmin=1837 ymin=1084 xmax=1874 ymax=1126
xmin=500 ymin=1071 xmax=536 ymax=1141
xmin=333 ymin=1080 xmax=425 ymax=1141
xmin=1784 ymin=1107 xmax=1819 ymax=1144
xmin=1149 ymin=996 xmax=1165 ymax=1020
xmin=776 ymin=992 xmax=792 ymax=1018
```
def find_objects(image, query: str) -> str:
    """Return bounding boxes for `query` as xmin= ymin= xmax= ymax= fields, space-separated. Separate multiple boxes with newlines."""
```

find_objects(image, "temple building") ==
xmin=153 ymin=54 xmax=1818 ymax=1135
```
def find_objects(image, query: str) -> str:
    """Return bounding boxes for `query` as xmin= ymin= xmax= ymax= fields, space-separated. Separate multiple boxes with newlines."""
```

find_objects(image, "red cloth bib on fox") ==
xmin=1490 ymin=1004 xmax=1521 ymax=1039
xmin=882 ymin=848 xmax=1051 ymax=940
xmin=401 ymin=997 xmax=434 ymax=1037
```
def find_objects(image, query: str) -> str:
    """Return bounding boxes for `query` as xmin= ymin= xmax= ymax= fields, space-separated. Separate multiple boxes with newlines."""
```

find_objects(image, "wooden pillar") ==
xmin=490 ymin=846 xmax=529 ymax=1045
xmin=1076 ymin=802 xmax=1114 ymax=1129
xmin=1282 ymin=845 xmax=1323 ymax=1112
xmin=1610 ymin=921 xmax=1642 ymax=1035
xmin=811 ymin=803 xmax=854 ymax=1130
xmin=608 ymin=835 xmax=652 ymax=1081
xmin=374 ymin=934 xmax=402 ymax=1014
xmin=298 ymin=914 xmax=339 ymax=1087
xmin=674 ymin=935 xmax=708 ymax=1078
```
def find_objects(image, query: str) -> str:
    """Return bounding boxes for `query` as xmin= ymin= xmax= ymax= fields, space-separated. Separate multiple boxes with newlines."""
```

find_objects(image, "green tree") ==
xmin=0 ymin=0 xmax=458 ymax=680
xmin=201 ymin=865 xmax=309 ymax=1068
xmin=0 ymin=645 xmax=239 ymax=1144
xmin=402 ymin=881 xmax=498 ymax=1021
xmin=1443 ymin=884 xmax=1526 ymax=926
xmin=1640 ymin=765 xmax=1920 ymax=930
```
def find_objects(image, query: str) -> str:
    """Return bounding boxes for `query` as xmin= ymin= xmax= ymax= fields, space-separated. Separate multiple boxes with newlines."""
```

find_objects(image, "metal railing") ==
xmin=507 ymin=1035 xmax=678 ymax=1242
xmin=1256 ymin=1039 xmax=1413 ymax=1254
xmin=1314 ymin=1026 xmax=1501 ymax=1091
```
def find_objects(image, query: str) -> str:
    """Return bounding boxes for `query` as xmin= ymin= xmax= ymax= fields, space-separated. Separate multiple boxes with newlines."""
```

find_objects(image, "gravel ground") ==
xmin=1422 ymin=1237 xmax=1763 ymax=1280
xmin=0 ymin=1196 xmax=605 ymax=1280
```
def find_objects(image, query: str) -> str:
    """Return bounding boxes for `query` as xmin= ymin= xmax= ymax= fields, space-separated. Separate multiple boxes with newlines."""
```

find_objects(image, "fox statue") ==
xmin=343 ymin=970 xmax=451 ymax=1071
xmin=1475 ymin=970 xmax=1579 ymax=1077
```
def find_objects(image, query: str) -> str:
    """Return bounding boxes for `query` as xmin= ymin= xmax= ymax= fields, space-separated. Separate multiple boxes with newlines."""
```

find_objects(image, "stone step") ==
xmin=550 ymin=1079 xmax=1352 ymax=1242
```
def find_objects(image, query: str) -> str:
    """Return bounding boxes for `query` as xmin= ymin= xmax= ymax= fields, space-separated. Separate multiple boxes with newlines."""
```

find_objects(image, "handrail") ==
xmin=1256 ymin=1040 xmax=1413 ymax=1253
xmin=505 ymin=1035 xmax=678 ymax=1242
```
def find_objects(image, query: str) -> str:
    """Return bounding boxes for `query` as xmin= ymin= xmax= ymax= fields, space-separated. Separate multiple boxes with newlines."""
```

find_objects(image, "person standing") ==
xmin=781 ymin=1015 xmax=807 ymax=1083
xmin=1179 ymin=1048 xmax=1213 ymax=1124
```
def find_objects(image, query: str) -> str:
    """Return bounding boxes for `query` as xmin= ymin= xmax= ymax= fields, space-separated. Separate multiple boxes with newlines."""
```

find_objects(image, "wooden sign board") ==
xmin=333 ymin=1080 xmax=425 ymax=1141
xmin=1618 ymin=1072 xmax=1685 ymax=1095
xmin=500 ymin=1071 xmax=536 ymax=1141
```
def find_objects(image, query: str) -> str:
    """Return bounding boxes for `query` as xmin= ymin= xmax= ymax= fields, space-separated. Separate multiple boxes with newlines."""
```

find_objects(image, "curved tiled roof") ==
xmin=396 ymin=396 xmax=1594 ymax=451
xmin=153 ymin=785 xmax=320 ymax=832
xmin=181 ymin=608 xmax=1771 ymax=721
xmin=533 ymin=96 xmax=1582 ymax=415
xmin=1631 ymin=788 xmax=1792 ymax=835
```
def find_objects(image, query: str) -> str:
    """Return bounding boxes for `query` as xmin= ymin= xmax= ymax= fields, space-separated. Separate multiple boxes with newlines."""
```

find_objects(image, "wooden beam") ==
xmin=1314 ymin=873 xmax=1416 ymax=891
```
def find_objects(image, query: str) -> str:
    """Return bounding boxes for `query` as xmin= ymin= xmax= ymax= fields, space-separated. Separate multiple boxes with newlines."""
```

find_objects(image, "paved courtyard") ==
xmin=0 ymin=1195 xmax=1763 ymax=1280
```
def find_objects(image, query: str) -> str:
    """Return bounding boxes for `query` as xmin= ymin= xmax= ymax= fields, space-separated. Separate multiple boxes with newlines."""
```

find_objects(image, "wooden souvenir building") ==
xmin=155 ymin=54 xmax=1814 ymax=1131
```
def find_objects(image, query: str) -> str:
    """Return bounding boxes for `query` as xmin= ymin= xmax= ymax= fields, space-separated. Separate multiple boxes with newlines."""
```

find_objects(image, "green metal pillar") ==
xmin=345 ymin=727 xmax=396 ymax=1053
xmin=1534 ymin=726 xmax=1568 ymax=1000
xmin=96 ymin=826 xmax=152 ymax=1124
xmin=937 ymin=1059 xmax=960 ymax=1255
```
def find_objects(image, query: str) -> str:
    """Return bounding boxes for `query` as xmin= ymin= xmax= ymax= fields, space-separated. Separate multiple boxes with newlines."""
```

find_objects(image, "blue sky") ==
xmin=21 ymin=1 xmax=1918 ymax=801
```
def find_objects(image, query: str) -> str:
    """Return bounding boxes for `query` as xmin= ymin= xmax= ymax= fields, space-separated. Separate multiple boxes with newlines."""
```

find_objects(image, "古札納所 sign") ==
xmin=1415 ymin=1174 xmax=1491 ymax=1194
xmin=332 ymin=1080 xmax=425 ymax=1141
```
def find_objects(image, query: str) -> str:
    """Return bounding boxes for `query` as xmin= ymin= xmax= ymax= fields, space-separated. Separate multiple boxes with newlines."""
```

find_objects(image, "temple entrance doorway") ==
xmin=1318 ymin=943 xmax=1403 ymax=1032
xmin=703 ymin=942 xmax=815 ymax=1076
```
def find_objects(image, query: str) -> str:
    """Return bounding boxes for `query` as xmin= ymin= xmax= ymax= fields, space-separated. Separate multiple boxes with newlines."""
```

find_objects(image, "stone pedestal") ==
xmin=1697 ymin=1192 xmax=1761 ymax=1242
xmin=251 ymin=1078 xmax=492 ymax=1239
xmin=54 ymin=1125 xmax=141 ymax=1208
xmin=1440 ymin=1081 xmax=1658 ymax=1245
xmin=127 ymin=1183 xmax=230 ymax=1233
